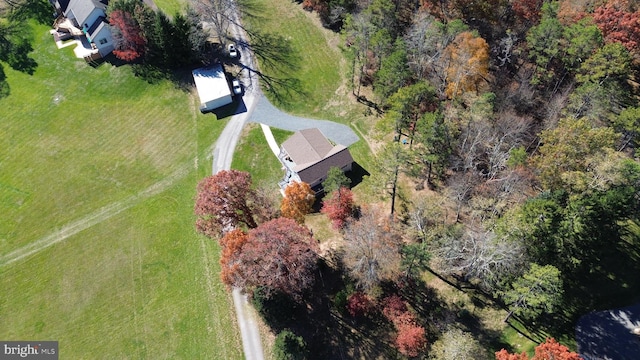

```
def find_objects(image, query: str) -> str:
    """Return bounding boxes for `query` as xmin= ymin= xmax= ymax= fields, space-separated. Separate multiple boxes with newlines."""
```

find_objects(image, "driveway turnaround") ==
xmin=576 ymin=302 xmax=640 ymax=359
xmin=248 ymin=97 xmax=360 ymax=147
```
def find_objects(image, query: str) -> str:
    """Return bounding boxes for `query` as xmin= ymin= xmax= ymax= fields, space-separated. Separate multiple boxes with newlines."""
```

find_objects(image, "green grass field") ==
xmin=241 ymin=0 xmax=346 ymax=117
xmin=231 ymin=124 xmax=291 ymax=190
xmin=0 ymin=23 xmax=242 ymax=359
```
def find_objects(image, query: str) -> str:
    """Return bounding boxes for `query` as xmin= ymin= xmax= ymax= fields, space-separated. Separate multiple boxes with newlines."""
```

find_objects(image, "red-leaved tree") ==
xmin=495 ymin=338 xmax=582 ymax=360
xmin=511 ymin=0 xmax=544 ymax=23
xmin=109 ymin=9 xmax=147 ymax=62
xmin=195 ymin=170 xmax=275 ymax=238
xmin=321 ymin=187 xmax=355 ymax=229
xmin=381 ymin=294 xmax=427 ymax=357
xmin=346 ymin=291 xmax=373 ymax=317
xmin=593 ymin=1 xmax=640 ymax=59
xmin=227 ymin=217 xmax=319 ymax=300
xmin=395 ymin=322 xmax=427 ymax=357
xmin=281 ymin=181 xmax=315 ymax=224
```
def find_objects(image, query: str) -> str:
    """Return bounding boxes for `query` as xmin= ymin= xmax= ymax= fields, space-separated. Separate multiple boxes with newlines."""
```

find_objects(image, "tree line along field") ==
xmin=0 ymin=19 xmax=242 ymax=358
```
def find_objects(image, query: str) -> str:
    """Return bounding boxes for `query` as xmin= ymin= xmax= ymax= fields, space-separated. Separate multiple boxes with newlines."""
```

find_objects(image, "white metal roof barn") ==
xmin=192 ymin=64 xmax=232 ymax=112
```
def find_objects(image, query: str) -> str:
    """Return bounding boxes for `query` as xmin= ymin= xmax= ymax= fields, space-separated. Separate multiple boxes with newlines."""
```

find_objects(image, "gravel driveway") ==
xmin=248 ymin=96 xmax=360 ymax=146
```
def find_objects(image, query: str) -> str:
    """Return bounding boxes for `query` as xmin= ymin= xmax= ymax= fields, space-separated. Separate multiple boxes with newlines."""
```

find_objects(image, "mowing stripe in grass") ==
xmin=0 ymin=163 xmax=191 ymax=267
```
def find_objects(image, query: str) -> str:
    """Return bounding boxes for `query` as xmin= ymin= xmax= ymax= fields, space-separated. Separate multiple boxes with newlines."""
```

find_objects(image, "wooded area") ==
xmin=190 ymin=0 xmax=640 ymax=358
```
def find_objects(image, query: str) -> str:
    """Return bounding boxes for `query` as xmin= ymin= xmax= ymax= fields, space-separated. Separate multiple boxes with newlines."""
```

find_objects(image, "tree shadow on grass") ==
xmin=398 ymin=273 xmax=525 ymax=354
xmin=253 ymin=260 xmax=400 ymax=359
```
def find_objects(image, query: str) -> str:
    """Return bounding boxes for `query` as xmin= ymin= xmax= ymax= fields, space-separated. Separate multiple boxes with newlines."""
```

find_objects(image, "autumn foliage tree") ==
xmin=281 ymin=181 xmax=315 ymax=224
xmin=346 ymin=291 xmax=373 ymax=317
xmin=381 ymin=294 xmax=427 ymax=357
xmin=593 ymin=1 xmax=640 ymax=60
xmin=395 ymin=322 xmax=427 ymax=357
xmin=219 ymin=229 xmax=248 ymax=286
xmin=321 ymin=187 xmax=355 ymax=229
xmin=496 ymin=338 xmax=582 ymax=360
xmin=109 ymin=9 xmax=147 ymax=61
xmin=195 ymin=170 xmax=275 ymax=238
xmin=221 ymin=218 xmax=319 ymax=300
xmin=511 ymin=0 xmax=544 ymax=24
xmin=444 ymin=31 xmax=490 ymax=98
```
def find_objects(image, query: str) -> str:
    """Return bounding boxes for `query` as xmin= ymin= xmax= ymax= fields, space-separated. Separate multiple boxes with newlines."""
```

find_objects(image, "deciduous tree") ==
xmin=496 ymin=338 xmax=582 ymax=360
xmin=195 ymin=170 xmax=275 ymax=237
xmin=395 ymin=322 xmax=427 ymax=357
xmin=281 ymin=181 xmax=315 ymax=224
xmin=229 ymin=218 xmax=319 ymax=300
xmin=444 ymin=32 xmax=490 ymax=98
xmin=404 ymin=13 xmax=467 ymax=91
xmin=534 ymin=117 xmax=617 ymax=189
xmin=593 ymin=1 xmax=640 ymax=59
xmin=532 ymin=338 xmax=582 ymax=360
xmin=342 ymin=209 xmax=402 ymax=292
xmin=346 ymin=291 xmax=373 ymax=317
xmin=430 ymin=328 xmax=489 ymax=360
xmin=109 ymin=9 xmax=147 ymax=61
xmin=219 ymin=229 xmax=249 ymax=286
xmin=321 ymin=187 xmax=355 ymax=229
xmin=432 ymin=227 xmax=525 ymax=289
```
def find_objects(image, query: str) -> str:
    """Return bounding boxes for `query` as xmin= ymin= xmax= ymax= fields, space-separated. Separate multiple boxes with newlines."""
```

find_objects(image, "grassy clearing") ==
xmin=1 ymin=22 xmax=241 ymax=358
xmin=231 ymin=123 xmax=285 ymax=190
xmin=240 ymin=0 xmax=376 ymax=195
xmin=241 ymin=0 xmax=343 ymax=116
xmin=152 ymin=0 xmax=186 ymax=17
xmin=1 ymin=24 xmax=205 ymax=255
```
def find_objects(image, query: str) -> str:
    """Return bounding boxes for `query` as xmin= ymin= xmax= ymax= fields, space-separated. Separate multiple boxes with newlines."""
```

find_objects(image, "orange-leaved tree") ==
xmin=219 ymin=229 xmax=248 ymax=286
xmin=444 ymin=31 xmax=490 ymax=99
xmin=496 ymin=338 xmax=582 ymax=360
xmin=281 ymin=181 xmax=315 ymax=224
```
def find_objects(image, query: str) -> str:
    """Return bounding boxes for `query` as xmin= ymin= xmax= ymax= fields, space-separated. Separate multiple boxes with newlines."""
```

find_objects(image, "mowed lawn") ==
xmin=242 ymin=0 xmax=344 ymax=117
xmin=0 ymin=23 xmax=242 ymax=358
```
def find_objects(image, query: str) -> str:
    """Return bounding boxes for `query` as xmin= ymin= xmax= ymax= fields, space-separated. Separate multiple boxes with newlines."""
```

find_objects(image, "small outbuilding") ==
xmin=278 ymin=128 xmax=354 ymax=193
xmin=192 ymin=64 xmax=233 ymax=112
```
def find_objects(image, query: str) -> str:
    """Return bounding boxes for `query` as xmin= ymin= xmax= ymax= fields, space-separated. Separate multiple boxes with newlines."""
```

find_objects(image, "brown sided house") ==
xmin=278 ymin=128 xmax=354 ymax=193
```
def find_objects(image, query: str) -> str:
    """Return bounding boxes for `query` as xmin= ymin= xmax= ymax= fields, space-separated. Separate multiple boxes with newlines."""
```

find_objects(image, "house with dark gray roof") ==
xmin=278 ymin=128 xmax=354 ymax=193
xmin=51 ymin=0 xmax=114 ymax=59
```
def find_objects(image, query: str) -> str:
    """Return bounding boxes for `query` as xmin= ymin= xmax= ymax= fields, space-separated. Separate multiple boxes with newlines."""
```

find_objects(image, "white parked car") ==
xmin=227 ymin=43 xmax=238 ymax=58
xmin=232 ymin=79 xmax=242 ymax=95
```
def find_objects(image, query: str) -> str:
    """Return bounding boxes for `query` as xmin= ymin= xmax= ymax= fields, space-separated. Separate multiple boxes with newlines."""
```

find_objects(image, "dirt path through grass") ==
xmin=0 ymin=164 xmax=191 ymax=267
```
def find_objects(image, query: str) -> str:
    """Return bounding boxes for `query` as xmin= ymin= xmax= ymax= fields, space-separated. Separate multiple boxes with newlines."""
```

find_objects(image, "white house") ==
xmin=278 ymin=128 xmax=354 ymax=193
xmin=192 ymin=64 xmax=233 ymax=112
xmin=51 ymin=0 xmax=114 ymax=59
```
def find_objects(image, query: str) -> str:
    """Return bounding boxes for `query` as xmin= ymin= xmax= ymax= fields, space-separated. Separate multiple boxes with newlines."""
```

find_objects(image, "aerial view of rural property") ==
xmin=2 ymin=0 xmax=640 ymax=358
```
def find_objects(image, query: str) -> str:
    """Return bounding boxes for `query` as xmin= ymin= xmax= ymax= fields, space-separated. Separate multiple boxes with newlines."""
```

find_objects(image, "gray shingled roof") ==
xmin=281 ymin=128 xmax=334 ymax=166
xmin=282 ymin=128 xmax=354 ymax=186
xmin=65 ymin=0 xmax=106 ymax=28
